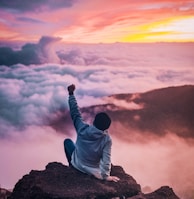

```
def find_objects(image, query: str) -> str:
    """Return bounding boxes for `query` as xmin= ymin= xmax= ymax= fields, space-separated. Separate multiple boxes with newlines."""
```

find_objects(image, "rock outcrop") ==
xmin=9 ymin=162 xmax=141 ymax=199
xmin=129 ymin=186 xmax=180 ymax=199
xmin=8 ymin=162 xmax=180 ymax=199
xmin=144 ymin=186 xmax=180 ymax=199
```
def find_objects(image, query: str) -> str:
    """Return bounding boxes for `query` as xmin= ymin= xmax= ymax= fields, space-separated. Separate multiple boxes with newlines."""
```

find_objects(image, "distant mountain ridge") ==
xmin=81 ymin=85 xmax=194 ymax=141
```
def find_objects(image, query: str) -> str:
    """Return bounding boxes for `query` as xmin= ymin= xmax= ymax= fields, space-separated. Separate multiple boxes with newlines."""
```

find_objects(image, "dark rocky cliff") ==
xmin=8 ymin=162 xmax=180 ymax=199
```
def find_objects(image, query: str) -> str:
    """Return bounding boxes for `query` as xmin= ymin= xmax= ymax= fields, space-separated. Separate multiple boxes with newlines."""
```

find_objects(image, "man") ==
xmin=64 ymin=84 xmax=119 ymax=182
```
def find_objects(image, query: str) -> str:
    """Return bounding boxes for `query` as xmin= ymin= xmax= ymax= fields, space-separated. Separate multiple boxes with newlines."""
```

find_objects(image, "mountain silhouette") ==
xmin=80 ymin=85 xmax=194 ymax=141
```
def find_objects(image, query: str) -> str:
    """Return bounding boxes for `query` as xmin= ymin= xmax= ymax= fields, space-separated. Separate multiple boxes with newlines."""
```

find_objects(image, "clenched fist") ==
xmin=67 ymin=84 xmax=76 ymax=95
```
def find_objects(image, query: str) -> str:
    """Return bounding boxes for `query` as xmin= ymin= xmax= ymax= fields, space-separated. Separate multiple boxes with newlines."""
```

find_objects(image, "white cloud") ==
xmin=105 ymin=96 xmax=144 ymax=110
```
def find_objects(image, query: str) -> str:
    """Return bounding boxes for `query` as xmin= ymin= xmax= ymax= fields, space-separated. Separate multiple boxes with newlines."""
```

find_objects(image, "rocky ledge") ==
xmin=8 ymin=162 xmax=180 ymax=199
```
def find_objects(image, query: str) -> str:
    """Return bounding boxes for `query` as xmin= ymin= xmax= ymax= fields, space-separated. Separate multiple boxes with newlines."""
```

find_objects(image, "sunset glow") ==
xmin=122 ymin=16 xmax=194 ymax=42
xmin=0 ymin=0 xmax=194 ymax=43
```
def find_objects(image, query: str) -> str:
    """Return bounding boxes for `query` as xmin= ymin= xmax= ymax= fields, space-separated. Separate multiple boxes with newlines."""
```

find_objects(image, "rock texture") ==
xmin=9 ymin=162 xmax=141 ymax=199
xmin=144 ymin=186 xmax=180 ymax=199
xmin=129 ymin=186 xmax=180 ymax=199
xmin=0 ymin=188 xmax=11 ymax=199
xmin=8 ymin=162 xmax=180 ymax=199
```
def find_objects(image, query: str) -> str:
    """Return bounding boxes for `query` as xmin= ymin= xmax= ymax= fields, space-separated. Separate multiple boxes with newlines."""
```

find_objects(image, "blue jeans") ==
xmin=64 ymin=139 xmax=75 ymax=165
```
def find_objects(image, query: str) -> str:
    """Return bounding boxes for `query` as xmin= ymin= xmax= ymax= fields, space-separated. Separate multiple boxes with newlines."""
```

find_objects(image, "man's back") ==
xmin=73 ymin=125 xmax=111 ymax=167
xmin=68 ymin=94 xmax=112 ymax=179
xmin=65 ymin=84 xmax=119 ymax=182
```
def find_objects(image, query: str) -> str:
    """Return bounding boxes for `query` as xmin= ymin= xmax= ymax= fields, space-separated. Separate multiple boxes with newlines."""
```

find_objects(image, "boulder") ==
xmin=9 ymin=162 xmax=141 ymax=199
xmin=8 ymin=162 xmax=180 ymax=199
xmin=128 ymin=186 xmax=180 ymax=199
xmin=144 ymin=186 xmax=180 ymax=199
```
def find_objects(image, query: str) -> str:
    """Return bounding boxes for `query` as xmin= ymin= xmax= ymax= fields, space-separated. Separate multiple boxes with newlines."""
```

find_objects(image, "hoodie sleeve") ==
xmin=68 ymin=95 xmax=88 ymax=134
xmin=100 ymin=137 xmax=112 ymax=179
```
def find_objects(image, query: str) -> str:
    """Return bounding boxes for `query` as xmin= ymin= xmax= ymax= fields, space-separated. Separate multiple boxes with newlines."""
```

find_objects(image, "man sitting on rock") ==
xmin=64 ymin=84 xmax=120 ymax=182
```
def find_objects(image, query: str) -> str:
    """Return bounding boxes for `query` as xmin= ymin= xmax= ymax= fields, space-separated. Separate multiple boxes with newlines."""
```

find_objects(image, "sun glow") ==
xmin=122 ymin=16 xmax=194 ymax=42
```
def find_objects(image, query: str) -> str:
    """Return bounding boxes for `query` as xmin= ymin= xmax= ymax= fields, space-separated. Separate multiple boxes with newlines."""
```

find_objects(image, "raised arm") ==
xmin=67 ymin=84 xmax=88 ymax=133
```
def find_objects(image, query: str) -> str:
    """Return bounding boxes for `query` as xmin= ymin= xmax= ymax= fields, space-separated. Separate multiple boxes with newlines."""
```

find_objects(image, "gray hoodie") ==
xmin=69 ymin=95 xmax=112 ymax=179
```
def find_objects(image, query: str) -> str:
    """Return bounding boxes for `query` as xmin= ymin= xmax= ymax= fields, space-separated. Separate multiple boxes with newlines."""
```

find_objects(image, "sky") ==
xmin=0 ymin=1 xmax=194 ymax=199
xmin=0 ymin=0 xmax=194 ymax=43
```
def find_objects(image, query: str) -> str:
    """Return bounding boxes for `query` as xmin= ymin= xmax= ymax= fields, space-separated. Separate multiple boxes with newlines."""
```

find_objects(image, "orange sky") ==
xmin=0 ymin=0 xmax=194 ymax=43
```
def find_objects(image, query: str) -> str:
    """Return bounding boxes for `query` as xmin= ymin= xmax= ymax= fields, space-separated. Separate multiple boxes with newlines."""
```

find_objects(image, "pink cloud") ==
xmin=0 ymin=126 xmax=67 ymax=189
xmin=112 ymin=133 xmax=194 ymax=198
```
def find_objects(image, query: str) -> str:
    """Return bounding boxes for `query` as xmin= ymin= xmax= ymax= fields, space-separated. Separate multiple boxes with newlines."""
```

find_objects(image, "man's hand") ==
xmin=105 ymin=176 xmax=120 ymax=182
xmin=67 ymin=84 xmax=75 ymax=95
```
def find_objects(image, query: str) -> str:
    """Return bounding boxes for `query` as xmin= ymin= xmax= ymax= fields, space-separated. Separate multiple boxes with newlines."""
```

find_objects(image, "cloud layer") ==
xmin=112 ymin=134 xmax=194 ymax=199
xmin=1 ymin=40 xmax=194 ymax=137
xmin=1 ymin=38 xmax=194 ymax=68
xmin=0 ymin=41 xmax=194 ymax=198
